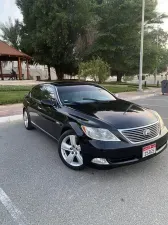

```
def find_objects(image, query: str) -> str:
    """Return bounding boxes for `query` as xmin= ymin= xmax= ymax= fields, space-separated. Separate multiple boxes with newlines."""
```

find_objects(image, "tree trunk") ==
xmin=55 ymin=67 xmax=64 ymax=81
xmin=154 ymin=74 xmax=156 ymax=84
xmin=47 ymin=65 xmax=51 ymax=81
xmin=0 ymin=61 xmax=3 ymax=80
xmin=116 ymin=72 xmax=123 ymax=82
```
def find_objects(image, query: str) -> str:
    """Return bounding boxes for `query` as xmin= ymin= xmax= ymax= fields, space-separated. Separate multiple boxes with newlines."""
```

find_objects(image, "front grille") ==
xmin=120 ymin=122 xmax=160 ymax=144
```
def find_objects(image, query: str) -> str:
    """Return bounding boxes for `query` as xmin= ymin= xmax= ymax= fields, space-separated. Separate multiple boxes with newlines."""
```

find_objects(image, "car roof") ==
xmin=51 ymin=81 xmax=99 ymax=87
xmin=31 ymin=82 xmax=101 ymax=90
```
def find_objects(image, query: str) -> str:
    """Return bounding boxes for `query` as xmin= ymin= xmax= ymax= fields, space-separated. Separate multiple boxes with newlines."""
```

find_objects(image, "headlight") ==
xmin=159 ymin=116 xmax=165 ymax=130
xmin=81 ymin=126 xmax=120 ymax=141
xmin=153 ymin=111 xmax=165 ymax=130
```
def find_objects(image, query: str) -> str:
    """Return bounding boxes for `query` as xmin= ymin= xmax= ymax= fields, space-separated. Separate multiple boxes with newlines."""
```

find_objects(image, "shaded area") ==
xmin=0 ymin=41 xmax=31 ymax=80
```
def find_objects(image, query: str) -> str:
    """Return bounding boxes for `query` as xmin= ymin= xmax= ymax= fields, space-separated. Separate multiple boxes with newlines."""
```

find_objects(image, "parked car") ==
xmin=23 ymin=82 xmax=168 ymax=170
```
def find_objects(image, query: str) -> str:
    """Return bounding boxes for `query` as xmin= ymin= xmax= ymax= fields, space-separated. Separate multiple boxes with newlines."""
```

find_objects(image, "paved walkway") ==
xmin=0 ymin=88 xmax=161 ymax=119
xmin=118 ymin=88 xmax=161 ymax=100
xmin=0 ymin=80 xmax=44 ymax=86
xmin=0 ymin=104 xmax=22 ymax=117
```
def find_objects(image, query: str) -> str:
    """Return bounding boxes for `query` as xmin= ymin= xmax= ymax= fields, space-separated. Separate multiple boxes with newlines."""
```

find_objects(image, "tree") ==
xmin=88 ymin=0 xmax=166 ymax=82
xmin=0 ymin=18 xmax=22 ymax=70
xmin=0 ymin=18 xmax=21 ymax=49
xmin=0 ymin=17 xmax=53 ymax=80
xmin=79 ymin=57 xmax=110 ymax=83
xmin=16 ymin=0 xmax=95 ymax=80
xmin=143 ymin=27 xmax=168 ymax=83
xmin=157 ymin=49 xmax=168 ymax=74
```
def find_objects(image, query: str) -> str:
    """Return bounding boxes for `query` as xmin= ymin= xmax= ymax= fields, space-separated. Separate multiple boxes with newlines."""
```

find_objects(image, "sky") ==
xmin=157 ymin=0 xmax=168 ymax=31
xmin=0 ymin=0 xmax=22 ymax=24
xmin=0 ymin=0 xmax=168 ymax=30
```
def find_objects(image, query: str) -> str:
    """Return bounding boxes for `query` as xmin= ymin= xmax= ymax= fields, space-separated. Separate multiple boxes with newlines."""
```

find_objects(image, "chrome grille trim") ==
xmin=119 ymin=121 xmax=160 ymax=144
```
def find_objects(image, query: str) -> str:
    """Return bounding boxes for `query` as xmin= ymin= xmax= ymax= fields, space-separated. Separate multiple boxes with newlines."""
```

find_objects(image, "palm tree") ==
xmin=0 ymin=17 xmax=21 ymax=50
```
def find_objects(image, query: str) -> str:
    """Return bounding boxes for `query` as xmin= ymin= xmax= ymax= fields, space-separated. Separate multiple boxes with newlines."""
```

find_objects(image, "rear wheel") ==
xmin=58 ymin=130 xmax=85 ymax=170
xmin=23 ymin=109 xmax=34 ymax=130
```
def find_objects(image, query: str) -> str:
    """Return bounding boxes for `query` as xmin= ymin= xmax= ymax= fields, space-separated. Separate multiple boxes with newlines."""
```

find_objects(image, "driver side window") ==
xmin=43 ymin=85 xmax=56 ymax=101
xmin=31 ymin=85 xmax=56 ymax=102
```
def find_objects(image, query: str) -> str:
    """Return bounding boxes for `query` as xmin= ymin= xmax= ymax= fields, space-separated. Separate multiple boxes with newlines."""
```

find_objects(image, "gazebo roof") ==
xmin=0 ymin=41 xmax=31 ymax=61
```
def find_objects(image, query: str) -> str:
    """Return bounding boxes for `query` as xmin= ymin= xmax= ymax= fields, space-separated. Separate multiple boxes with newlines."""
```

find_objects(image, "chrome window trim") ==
xmin=118 ymin=121 xmax=160 ymax=144
xmin=54 ymin=86 xmax=63 ymax=106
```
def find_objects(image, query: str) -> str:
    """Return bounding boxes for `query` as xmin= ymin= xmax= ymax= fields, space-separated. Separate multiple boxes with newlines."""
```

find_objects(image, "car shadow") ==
xmin=27 ymin=124 xmax=168 ymax=183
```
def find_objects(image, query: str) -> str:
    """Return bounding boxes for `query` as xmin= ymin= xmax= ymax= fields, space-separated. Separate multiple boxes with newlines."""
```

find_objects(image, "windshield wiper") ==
xmin=123 ymin=103 xmax=134 ymax=115
xmin=82 ymin=98 xmax=109 ymax=102
xmin=64 ymin=98 xmax=110 ymax=105
xmin=64 ymin=101 xmax=80 ymax=105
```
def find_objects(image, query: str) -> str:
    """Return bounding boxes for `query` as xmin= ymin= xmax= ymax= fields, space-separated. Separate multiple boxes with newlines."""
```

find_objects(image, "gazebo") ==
xmin=0 ymin=41 xmax=31 ymax=80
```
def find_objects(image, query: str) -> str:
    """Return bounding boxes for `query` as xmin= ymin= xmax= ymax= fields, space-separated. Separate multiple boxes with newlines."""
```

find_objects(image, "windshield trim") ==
xmin=55 ymin=86 xmax=63 ymax=106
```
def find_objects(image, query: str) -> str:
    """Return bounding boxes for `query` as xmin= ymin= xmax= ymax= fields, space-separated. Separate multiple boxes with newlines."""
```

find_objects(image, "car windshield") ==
xmin=57 ymin=85 xmax=116 ymax=104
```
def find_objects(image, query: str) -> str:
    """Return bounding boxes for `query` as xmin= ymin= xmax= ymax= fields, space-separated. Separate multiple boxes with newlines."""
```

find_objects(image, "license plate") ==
xmin=142 ymin=144 xmax=156 ymax=158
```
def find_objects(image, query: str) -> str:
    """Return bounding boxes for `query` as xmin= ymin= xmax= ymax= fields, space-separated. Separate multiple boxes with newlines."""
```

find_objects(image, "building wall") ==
xmin=2 ymin=62 xmax=57 ymax=80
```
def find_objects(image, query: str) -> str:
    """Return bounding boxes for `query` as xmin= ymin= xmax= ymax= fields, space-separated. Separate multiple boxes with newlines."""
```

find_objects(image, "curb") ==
xmin=0 ymin=92 xmax=160 ymax=124
xmin=0 ymin=115 xmax=22 ymax=124
xmin=121 ymin=92 xmax=159 ymax=101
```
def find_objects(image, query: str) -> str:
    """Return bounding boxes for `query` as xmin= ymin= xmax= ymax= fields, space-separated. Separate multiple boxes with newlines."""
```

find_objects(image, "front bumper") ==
xmin=80 ymin=127 xmax=168 ymax=167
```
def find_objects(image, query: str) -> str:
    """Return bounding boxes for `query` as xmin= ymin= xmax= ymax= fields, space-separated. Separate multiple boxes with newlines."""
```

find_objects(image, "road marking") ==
xmin=0 ymin=188 xmax=28 ymax=225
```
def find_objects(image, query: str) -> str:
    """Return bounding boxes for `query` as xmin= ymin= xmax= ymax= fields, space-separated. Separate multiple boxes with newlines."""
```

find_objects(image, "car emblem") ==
xmin=143 ymin=129 xmax=151 ymax=136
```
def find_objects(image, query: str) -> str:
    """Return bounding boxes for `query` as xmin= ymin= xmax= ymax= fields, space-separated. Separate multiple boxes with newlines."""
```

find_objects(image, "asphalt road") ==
xmin=0 ymin=95 xmax=168 ymax=225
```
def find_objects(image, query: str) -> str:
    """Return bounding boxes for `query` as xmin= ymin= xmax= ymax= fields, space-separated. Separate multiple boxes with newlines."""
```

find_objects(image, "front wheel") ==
xmin=58 ymin=130 xmax=85 ymax=170
xmin=23 ymin=109 xmax=34 ymax=130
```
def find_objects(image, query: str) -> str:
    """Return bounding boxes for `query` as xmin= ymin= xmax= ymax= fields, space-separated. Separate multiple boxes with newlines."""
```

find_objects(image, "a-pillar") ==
xmin=0 ymin=61 xmax=4 ymax=80
xmin=18 ymin=57 xmax=22 ymax=80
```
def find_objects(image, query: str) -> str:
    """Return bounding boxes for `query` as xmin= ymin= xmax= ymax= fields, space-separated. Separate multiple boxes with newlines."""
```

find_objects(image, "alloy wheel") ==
xmin=61 ymin=135 xmax=83 ymax=167
xmin=23 ymin=111 xmax=28 ymax=128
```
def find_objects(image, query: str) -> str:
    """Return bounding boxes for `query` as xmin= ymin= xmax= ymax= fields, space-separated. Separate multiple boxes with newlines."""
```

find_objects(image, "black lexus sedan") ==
xmin=23 ymin=82 xmax=168 ymax=170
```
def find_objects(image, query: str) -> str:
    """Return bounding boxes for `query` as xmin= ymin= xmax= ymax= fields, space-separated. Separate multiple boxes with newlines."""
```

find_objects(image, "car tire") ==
xmin=58 ymin=130 xmax=85 ymax=170
xmin=23 ymin=109 xmax=34 ymax=130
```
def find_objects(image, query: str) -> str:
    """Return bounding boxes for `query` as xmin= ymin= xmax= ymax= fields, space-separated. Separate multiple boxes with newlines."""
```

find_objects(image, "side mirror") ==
xmin=41 ymin=99 xmax=54 ymax=107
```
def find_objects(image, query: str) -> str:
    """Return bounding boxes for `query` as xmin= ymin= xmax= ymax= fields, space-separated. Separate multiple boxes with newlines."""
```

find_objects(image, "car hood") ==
xmin=67 ymin=99 xmax=158 ymax=129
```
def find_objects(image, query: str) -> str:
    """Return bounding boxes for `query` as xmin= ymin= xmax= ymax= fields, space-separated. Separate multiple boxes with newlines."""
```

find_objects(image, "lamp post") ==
xmin=138 ymin=0 xmax=145 ymax=92
xmin=155 ymin=24 xmax=159 ymax=84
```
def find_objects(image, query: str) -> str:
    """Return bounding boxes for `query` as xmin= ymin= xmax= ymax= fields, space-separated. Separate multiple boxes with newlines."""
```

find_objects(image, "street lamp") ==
xmin=138 ymin=0 xmax=145 ymax=92
xmin=155 ymin=24 xmax=159 ymax=84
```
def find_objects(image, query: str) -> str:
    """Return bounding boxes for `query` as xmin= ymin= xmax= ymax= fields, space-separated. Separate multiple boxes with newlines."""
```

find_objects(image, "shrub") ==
xmin=79 ymin=58 xmax=110 ymax=83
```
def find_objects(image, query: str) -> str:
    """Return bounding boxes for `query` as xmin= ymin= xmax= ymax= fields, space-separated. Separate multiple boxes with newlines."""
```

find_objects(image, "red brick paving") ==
xmin=0 ymin=104 xmax=22 ymax=117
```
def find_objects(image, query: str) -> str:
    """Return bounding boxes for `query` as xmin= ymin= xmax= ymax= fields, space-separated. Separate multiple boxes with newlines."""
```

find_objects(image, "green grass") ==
xmin=103 ymin=82 xmax=160 ymax=88
xmin=0 ymin=91 xmax=29 ymax=105
xmin=0 ymin=84 xmax=145 ymax=105
xmin=0 ymin=85 xmax=33 ymax=92
xmin=0 ymin=85 xmax=33 ymax=105
xmin=104 ymin=85 xmax=137 ymax=93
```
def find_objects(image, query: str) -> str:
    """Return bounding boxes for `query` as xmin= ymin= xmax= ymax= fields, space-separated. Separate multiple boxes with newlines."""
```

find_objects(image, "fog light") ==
xmin=91 ymin=158 xmax=109 ymax=165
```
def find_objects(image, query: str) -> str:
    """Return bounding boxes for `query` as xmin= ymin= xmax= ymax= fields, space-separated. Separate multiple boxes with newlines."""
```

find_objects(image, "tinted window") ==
xmin=44 ymin=85 xmax=56 ymax=100
xmin=57 ymin=85 xmax=116 ymax=104
xmin=31 ymin=85 xmax=56 ymax=101
xmin=31 ymin=85 xmax=43 ymax=100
